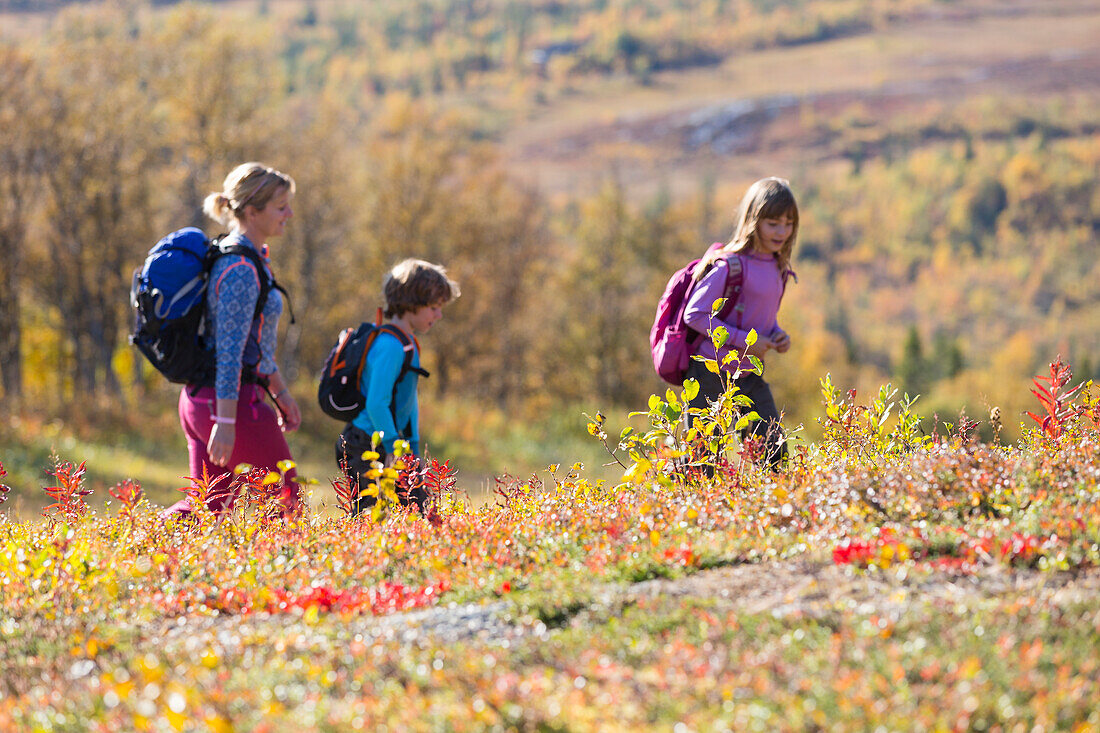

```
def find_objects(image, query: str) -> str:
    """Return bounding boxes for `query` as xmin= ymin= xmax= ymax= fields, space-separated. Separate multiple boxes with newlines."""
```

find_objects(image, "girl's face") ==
xmin=752 ymin=209 xmax=795 ymax=255
xmin=247 ymin=188 xmax=293 ymax=241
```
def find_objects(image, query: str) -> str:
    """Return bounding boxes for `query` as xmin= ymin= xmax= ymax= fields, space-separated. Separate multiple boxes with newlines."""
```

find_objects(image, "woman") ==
xmin=162 ymin=163 xmax=302 ymax=519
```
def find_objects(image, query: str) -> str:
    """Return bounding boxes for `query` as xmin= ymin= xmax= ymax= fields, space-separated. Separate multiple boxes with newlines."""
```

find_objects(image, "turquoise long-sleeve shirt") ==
xmin=351 ymin=329 xmax=421 ymax=455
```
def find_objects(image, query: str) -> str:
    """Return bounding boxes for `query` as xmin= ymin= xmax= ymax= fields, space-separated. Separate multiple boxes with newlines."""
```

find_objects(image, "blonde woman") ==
xmin=163 ymin=163 xmax=302 ymax=519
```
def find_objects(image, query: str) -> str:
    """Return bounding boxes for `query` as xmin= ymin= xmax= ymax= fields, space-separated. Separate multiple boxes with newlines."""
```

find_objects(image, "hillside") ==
xmin=499 ymin=0 xmax=1100 ymax=199
xmin=1 ymin=0 xmax=1098 ymax=516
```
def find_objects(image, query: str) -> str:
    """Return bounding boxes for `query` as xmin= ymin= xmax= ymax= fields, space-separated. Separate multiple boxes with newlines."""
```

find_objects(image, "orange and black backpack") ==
xmin=317 ymin=317 xmax=429 ymax=422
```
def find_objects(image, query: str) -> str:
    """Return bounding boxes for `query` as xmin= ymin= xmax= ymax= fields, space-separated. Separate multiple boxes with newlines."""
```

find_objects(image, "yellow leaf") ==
xmin=167 ymin=708 xmax=188 ymax=731
xmin=623 ymin=460 xmax=650 ymax=482
xmin=205 ymin=716 xmax=234 ymax=733
xmin=961 ymin=656 xmax=982 ymax=679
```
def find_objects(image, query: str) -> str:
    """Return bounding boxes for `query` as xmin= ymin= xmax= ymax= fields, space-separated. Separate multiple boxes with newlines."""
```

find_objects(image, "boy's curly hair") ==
xmin=383 ymin=259 xmax=461 ymax=318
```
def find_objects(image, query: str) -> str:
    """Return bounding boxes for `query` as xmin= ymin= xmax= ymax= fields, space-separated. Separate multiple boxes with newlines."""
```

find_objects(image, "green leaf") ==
xmin=665 ymin=388 xmax=681 ymax=409
xmin=682 ymin=378 xmax=700 ymax=401
xmin=711 ymin=297 xmax=727 ymax=315
xmin=620 ymin=427 xmax=634 ymax=440
xmin=712 ymin=326 xmax=729 ymax=349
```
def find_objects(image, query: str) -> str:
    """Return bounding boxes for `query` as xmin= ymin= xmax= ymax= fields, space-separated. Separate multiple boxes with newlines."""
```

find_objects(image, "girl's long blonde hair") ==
xmin=693 ymin=177 xmax=799 ymax=278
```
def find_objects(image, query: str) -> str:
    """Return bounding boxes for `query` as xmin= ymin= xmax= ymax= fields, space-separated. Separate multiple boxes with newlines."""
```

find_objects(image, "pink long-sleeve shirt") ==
xmin=683 ymin=252 xmax=785 ymax=374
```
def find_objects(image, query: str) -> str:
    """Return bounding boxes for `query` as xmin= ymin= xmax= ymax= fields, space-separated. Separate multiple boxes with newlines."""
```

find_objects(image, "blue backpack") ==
xmin=130 ymin=227 xmax=285 ymax=386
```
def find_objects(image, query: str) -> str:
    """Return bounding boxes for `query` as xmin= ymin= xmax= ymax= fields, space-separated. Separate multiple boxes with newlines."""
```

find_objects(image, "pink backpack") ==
xmin=650 ymin=243 xmax=745 ymax=385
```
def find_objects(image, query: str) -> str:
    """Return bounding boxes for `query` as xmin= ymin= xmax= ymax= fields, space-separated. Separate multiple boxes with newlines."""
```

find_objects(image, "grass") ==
xmin=0 ymin=389 xmax=622 ymax=519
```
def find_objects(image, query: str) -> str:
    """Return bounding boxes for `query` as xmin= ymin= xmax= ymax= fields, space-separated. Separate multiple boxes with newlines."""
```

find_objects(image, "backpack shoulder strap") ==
xmin=715 ymin=252 xmax=746 ymax=328
xmin=375 ymin=324 xmax=430 ymax=435
xmin=377 ymin=324 xmax=430 ymax=381
xmin=211 ymin=239 xmax=296 ymax=324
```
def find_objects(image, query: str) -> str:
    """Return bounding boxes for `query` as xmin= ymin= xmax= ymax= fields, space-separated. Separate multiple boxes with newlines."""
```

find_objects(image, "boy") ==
xmin=335 ymin=258 xmax=460 ymax=516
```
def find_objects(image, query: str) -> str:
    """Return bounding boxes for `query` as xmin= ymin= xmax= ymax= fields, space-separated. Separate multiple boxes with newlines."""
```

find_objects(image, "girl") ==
xmin=162 ymin=163 xmax=303 ymax=519
xmin=682 ymin=177 xmax=798 ymax=469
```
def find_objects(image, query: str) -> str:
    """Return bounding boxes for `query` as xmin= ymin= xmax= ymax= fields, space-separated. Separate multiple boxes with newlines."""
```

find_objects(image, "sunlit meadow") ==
xmin=2 ymin=359 xmax=1100 ymax=731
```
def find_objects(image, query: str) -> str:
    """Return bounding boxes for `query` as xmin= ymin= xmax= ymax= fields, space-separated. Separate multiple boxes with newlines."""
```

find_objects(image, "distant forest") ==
xmin=2 ymin=0 xmax=1097 ymax=443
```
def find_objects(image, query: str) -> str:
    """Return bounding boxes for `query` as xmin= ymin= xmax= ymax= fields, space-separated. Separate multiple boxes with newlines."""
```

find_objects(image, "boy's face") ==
xmin=405 ymin=302 xmax=445 ymax=334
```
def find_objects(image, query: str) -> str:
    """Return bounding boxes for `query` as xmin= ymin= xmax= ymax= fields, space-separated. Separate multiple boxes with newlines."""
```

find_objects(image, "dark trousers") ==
xmin=335 ymin=423 xmax=427 ymax=514
xmin=685 ymin=361 xmax=788 ymax=469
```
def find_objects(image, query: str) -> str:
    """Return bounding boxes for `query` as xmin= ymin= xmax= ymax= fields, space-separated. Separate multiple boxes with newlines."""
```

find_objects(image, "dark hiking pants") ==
xmin=335 ymin=423 xmax=428 ymax=515
xmin=685 ymin=360 xmax=788 ymax=470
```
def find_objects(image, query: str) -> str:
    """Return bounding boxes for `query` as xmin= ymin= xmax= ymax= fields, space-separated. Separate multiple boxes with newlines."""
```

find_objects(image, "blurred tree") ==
xmin=0 ymin=48 xmax=40 ymax=403
xmin=356 ymin=99 xmax=550 ymax=405
xmin=145 ymin=6 xmax=283 ymax=229
xmin=273 ymin=96 xmax=361 ymax=382
xmin=897 ymin=325 xmax=928 ymax=399
xmin=32 ymin=9 xmax=155 ymax=403
xmin=555 ymin=178 xmax=659 ymax=405
xmin=931 ymin=331 xmax=964 ymax=381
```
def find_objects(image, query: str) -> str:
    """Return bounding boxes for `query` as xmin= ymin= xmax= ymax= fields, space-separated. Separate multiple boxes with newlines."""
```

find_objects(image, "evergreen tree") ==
xmin=898 ymin=326 xmax=929 ymax=397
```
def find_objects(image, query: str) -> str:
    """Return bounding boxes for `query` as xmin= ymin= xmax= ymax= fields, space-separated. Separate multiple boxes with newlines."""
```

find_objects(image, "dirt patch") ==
xmin=136 ymin=563 xmax=1100 ymax=662
xmin=629 ymin=561 xmax=1100 ymax=620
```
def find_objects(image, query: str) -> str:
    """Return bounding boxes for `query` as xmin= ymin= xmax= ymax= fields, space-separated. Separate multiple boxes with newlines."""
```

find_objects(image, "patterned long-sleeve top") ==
xmin=207 ymin=232 xmax=283 ymax=400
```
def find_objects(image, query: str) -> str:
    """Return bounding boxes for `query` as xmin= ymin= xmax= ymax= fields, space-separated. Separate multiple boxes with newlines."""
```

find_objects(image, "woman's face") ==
xmin=247 ymin=188 xmax=293 ymax=241
xmin=752 ymin=209 xmax=795 ymax=255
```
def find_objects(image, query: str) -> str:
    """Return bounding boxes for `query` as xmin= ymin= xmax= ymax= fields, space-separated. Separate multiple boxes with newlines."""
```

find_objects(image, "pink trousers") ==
xmin=161 ymin=383 xmax=301 ymax=518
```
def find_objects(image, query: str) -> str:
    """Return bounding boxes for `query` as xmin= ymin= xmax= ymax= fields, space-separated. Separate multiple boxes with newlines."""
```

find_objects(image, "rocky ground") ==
xmin=141 ymin=562 xmax=1100 ymax=659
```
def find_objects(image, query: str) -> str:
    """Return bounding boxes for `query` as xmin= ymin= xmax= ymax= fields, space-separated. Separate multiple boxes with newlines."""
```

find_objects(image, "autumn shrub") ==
xmin=2 ymin=359 xmax=1100 ymax=729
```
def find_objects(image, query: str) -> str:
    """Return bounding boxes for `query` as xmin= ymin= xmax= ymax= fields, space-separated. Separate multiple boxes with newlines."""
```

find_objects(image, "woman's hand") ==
xmin=276 ymin=392 xmax=301 ymax=432
xmin=207 ymin=423 xmax=236 ymax=467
